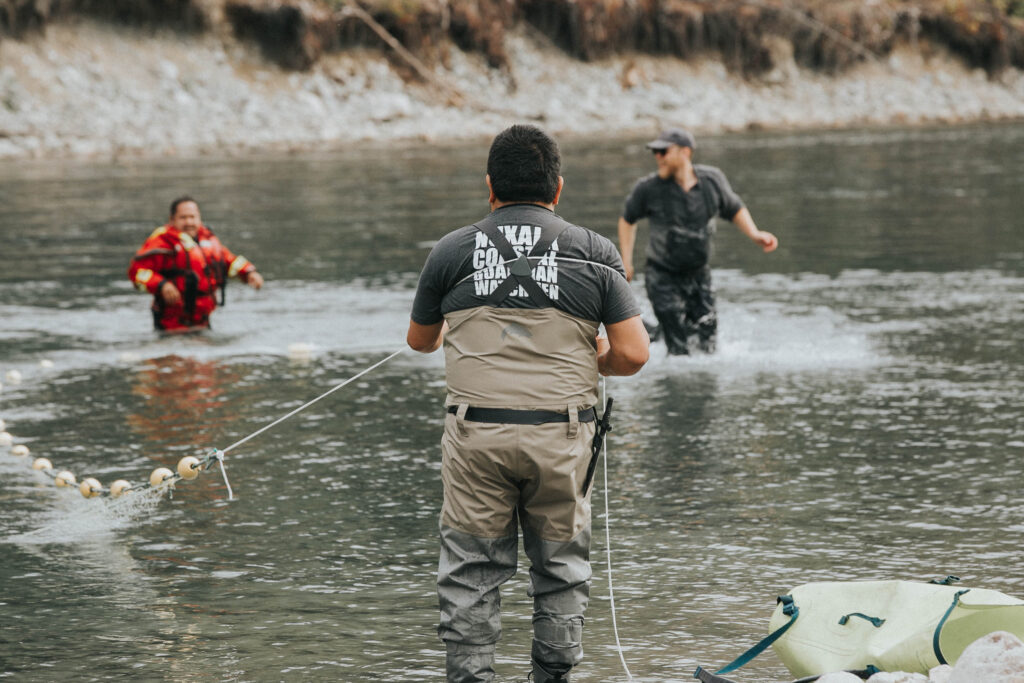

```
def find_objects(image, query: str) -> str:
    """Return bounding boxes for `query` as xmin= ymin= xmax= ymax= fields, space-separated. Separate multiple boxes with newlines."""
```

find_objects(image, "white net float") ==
xmin=149 ymin=467 xmax=174 ymax=487
xmin=79 ymin=477 xmax=102 ymax=499
xmin=109 ymin=480 xmax=133 ymax=497
xmin=177 ymin=456 xmax=201 ymax=480
xmin=55 ymin=471 xmax=76 ymax=487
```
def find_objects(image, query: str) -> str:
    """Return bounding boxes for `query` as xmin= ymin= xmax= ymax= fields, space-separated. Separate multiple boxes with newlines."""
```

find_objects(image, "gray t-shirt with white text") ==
xmin=412 ymin=203 xmax=640 ymax=326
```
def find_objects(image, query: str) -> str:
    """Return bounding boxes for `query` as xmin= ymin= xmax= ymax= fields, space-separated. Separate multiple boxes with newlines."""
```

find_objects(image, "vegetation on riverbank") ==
xmin=3 ymin=0 xmax=1024 ymax=78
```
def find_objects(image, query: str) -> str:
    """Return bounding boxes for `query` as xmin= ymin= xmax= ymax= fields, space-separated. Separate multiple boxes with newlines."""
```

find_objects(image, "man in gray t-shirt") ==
xmin=617 ymin=128 xmax=778 ymax=354
xmin=411 ymin=204 xmax=640 ymax=329
xmin=408 ymin=125 xmax=649 ymax=683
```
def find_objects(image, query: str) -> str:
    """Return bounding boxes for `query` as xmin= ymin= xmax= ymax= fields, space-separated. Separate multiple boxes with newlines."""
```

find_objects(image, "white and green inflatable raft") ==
xmin=695 ymin=578 xmax=1024 ymax=681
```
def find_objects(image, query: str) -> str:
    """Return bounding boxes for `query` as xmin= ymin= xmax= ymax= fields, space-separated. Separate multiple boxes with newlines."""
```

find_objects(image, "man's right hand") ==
xmin=160 ymin=280 xmax=182 ymax=306
xmin=617 ymin=217 xmax=638 ymax=282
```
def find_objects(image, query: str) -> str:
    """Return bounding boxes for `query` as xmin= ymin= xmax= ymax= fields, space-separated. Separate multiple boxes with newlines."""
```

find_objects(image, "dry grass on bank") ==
xmin=3 ymin=0 xmax=1024 ymax=78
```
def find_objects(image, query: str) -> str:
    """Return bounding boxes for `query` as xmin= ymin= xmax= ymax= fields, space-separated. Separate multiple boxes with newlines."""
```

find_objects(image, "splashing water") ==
xmin=7 ymin=483 xmax=167 ymax=545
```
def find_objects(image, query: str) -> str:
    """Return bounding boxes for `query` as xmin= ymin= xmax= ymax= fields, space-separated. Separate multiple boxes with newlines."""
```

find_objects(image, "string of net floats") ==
xmin=1 ymin=348 xmax=405 ymax=504
xmin=2 ymin=424 xmax=230 ymax=501
xmin=1 ymin=364 xmax=204 ymax=503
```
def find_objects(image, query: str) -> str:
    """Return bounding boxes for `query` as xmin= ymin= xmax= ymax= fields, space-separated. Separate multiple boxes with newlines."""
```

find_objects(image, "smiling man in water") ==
xmin=128 ymin=196 xmax=264 ymax=332
xmin=617 ymin=128 xmax=778 ymax=355
xmin=407 ymin=124 xmax=649 ymax=682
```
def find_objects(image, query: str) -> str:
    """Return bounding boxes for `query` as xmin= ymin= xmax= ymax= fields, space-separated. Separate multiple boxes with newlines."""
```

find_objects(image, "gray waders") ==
xmin=437 ymin=214 xmax=597 ymax=682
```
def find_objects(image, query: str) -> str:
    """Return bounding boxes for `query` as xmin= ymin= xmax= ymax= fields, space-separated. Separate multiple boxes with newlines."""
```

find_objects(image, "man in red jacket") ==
xmin=129 ymin=196 xmax=264 ymax=332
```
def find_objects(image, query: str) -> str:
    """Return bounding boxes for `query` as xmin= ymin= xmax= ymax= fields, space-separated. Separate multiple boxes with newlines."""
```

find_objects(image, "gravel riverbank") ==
xmin=1 ymin=19 xmax=1023 ymax=160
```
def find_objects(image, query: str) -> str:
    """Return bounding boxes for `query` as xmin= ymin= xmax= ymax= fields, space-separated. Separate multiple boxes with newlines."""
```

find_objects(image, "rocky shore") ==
xmin=1 ymin=0 xmax=1023 ymax=160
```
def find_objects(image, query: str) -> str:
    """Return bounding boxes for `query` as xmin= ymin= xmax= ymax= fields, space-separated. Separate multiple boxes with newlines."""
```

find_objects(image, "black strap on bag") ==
xmin=693 ymin=595 xmax=799 ymax=680
xmin=695 ymin=169 xmax=717 ymax=225
xmin=693 ymin=668 xmax=741 ymax=683
xmin=789 ymin=669 xmax=881 ymax=682
xmin=208 ymin=260 xmax=228 ymax=306
xmin=692 ymin=593 xmax=881 ymax=683
xmin=663 ymin=173 xmax=718 ymax=273
xmin=203 ymin=226 xmax=229 ymax=306
xmin=694 ymin=667 xmax=881 ymax=683
xmin=472 ymin=214 xmax=569 ymax=307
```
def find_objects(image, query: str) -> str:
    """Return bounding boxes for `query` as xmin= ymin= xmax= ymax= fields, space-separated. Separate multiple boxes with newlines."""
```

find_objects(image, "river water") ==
xmin=1 ymin=123 xmax=1022 ymax=682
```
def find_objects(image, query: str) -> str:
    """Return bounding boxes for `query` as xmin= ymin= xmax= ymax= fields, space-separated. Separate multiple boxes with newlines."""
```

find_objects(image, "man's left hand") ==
xmin=756 ymin=231 xmax=779 ymax=252
xmin=247 ymin=272 xmax=264 ymax=289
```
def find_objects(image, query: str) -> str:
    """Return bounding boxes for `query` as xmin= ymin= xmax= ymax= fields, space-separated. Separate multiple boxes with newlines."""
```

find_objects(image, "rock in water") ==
xmin=948 ymin=631 xmax=1024 ymax=683
xmin=819 ymin=673 xmax=863 ymax=683
xmin=867 ymin=671 xmax=930 ymax=682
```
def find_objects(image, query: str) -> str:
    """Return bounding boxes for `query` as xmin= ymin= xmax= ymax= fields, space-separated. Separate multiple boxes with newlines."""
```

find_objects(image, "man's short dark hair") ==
xmin=486 ymin=125 xmax=561 ymax=204
xmin=169 ymin=195 xmax=198 ymax=218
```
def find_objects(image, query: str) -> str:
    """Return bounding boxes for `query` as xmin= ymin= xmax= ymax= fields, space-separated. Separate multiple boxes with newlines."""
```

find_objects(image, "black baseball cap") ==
xmin=645 ymin=128 xmax=696 ymax=151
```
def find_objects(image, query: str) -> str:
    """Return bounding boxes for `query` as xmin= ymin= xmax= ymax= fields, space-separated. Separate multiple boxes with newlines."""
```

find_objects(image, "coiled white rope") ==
xmin=600 ymin=376 xmax=634 ymax=681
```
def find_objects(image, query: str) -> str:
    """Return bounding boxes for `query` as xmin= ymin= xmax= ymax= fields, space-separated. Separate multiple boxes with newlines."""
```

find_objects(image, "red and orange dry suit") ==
xmin=128 ymin=224 xmax=256 ymax=331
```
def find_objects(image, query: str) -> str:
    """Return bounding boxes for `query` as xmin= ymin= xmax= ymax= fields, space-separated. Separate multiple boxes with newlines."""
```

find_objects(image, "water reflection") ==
xmin=127 ymin=355 xmax=244 ymax=452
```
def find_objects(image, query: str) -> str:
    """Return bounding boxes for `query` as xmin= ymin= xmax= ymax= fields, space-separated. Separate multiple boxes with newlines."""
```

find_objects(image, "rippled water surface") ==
xmin=1 ymin=124 xmax=1023 ymax=682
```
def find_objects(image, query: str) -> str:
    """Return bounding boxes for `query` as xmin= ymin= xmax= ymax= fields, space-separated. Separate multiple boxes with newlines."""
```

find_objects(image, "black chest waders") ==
xmin=154 ymin=267 xmax=201 ymax=325
xmin=472 ymin=215 xmax=613 ymax=496
xmin=160 ymin=245 xmax=224 ymax=326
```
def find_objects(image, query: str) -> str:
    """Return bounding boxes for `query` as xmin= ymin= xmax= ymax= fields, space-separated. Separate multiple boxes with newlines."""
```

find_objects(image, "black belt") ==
xmin=447 ymin=406 xmax=596 ymax=425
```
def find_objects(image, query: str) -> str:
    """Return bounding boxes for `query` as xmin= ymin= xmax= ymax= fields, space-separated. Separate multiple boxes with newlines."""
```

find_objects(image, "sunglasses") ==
xmin=651 ymin=148 xmax=669 ymax=156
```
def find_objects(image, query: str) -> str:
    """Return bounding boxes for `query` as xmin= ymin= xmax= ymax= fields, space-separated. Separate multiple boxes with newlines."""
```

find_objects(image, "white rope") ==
xmin=11 ymin=349 xmax=407 ymax=536
xmin=213 ymin=449 xmax=234 ymax=501
xmin=600 ymin=376 xmax=633 ymax=681
xmin=220 ymin=348 xmax=405 ymax=455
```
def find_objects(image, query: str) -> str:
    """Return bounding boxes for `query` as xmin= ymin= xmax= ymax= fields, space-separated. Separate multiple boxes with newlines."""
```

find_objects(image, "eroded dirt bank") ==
xmin=1 ymin=0 xmax=1023 ymax=159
